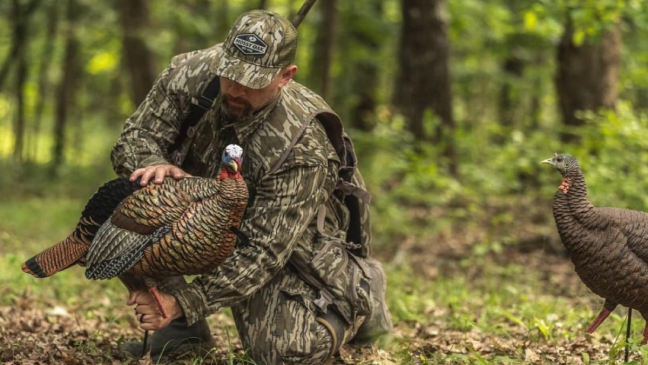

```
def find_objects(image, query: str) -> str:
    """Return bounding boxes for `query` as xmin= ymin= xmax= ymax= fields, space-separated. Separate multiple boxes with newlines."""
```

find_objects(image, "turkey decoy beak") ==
xmin=541 ymin=158 xmax=554 ymax=166
xmin=228 ymin=160 xmax=238 ymax=172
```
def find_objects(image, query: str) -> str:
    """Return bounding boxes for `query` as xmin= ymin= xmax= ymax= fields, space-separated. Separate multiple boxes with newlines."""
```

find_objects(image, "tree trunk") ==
xmin=309 ymin=0 xmax=337 ymax=100
xmin=287 ymin=0 xmax=297 ymax=20
xmin=173 ymin=1 xmax=213 ymax=54
xmin=216 ymin=0 xmax=230 ymax=41
xmin=118 ymin=0 xmax=155 ymax=106
xmin=498 ymin=55 xmax=525 ymax=129
xmin=348 ymin=0 xmax=383 ymax=132
xmin=555 ymin=19 xmax=621 ymax=142
xmin=31 ymin=0 xmax=60 ymax=161
xmin=12 ymin=0 xmax=26 ymax=161
xmin=351 ymin=60 xmax=379 ymax=131
xmin=394 ymin=0 xmax=456 ymax=174
xmin=52 ymin=0 xmax=80 ymax=169
xmin=106 ymin=73 xmax=126 ymax=127
xmin=496 ymin=0 xmax=527 ymax=134
xmin=73 ymin=80 xmax=86 ymax=157
xmin=0 ymin=0 xmax=39 ymax=93
xmin=258 ymin=0 xmax=269 ymax=10
xmin=529 ymin=75 xmax=542 ymax=131
xmin=492 ymin=50 xmax=525 ymax=145
xmin=14 ymin=29 xmax=27 ymax=161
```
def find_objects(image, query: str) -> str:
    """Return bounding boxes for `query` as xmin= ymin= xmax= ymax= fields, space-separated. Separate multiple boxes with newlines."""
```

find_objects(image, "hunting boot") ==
xmin=119 ymin=317 xmax=216 ymax=358
xmin=350 ymin=257 xmax=393 ymax=345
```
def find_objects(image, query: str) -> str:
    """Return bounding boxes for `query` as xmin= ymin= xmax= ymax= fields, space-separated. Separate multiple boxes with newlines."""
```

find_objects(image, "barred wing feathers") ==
xmin=84 ymin=177 xmax=238 ymax=280
xmin=132 ymin=178 xmax=246 ymax=277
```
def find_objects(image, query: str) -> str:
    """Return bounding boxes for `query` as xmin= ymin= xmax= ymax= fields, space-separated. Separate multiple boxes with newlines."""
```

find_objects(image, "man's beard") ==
xmin=222 ymin=94 xmax=254 ymax=122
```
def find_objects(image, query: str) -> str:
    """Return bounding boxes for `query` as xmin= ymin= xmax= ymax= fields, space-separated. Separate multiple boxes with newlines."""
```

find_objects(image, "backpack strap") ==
xmin=268 ymin=115 xmax=313 ymax=175
xmin=336 ymin=180 xmax=371 ymax=204
xmin=289 ymin=250 xmax=336 ymax=313
xmin=268 ymin=113 xmax=371 ymax=233
xmin=168 ymin=75 xmax=221 ymax=165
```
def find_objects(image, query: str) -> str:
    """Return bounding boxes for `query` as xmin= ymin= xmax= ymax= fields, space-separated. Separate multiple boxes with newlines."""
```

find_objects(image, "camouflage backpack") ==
xmin=267 ymin=112 xmax=375 ymax=327
xmin=265 ymin=112 xmax=372 ymax=257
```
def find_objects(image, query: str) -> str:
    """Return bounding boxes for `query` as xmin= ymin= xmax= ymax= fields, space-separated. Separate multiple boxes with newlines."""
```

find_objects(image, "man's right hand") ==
xmin=130 ymin=164 xmax=192 ymax=186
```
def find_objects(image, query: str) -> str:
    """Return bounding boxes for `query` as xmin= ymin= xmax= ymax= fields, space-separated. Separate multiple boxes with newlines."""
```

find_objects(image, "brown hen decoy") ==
xmin=543 ymin=153 xmax=648 ymax=345
xmin=22 ymin=144 xmax=248 ymax=318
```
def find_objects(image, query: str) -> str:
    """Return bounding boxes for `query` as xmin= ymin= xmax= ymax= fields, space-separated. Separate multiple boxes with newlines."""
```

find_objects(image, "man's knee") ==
xmin=247 ymin=322 xmax=333 ymax=365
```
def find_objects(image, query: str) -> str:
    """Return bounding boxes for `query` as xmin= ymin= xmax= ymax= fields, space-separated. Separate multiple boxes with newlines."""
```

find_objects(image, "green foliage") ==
xmin=354 ymin=98 xmax=648 ymax=253
xmin=572 ymin=103 xmax=648 ymax=210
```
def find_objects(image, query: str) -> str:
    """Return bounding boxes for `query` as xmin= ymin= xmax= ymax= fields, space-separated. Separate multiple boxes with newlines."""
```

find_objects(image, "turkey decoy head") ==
xmin=221 ymin=144 xmax=244 ymax=179
xmin=541 ymin=153 xmax=579 ymax=177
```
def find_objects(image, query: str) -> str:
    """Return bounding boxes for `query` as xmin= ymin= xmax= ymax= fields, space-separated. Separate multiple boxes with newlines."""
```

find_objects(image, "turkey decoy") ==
xmin=23 ymin=144 xmax=249 ymax=318
xmin=543 ymin=153 xmax=648 ymax=346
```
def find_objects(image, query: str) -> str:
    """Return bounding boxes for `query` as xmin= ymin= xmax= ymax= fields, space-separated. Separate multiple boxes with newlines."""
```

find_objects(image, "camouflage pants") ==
xmin=155 ymin=262 xmax=369 ymax=364
xmin=231 ymin=264 xmax=365 ymax=365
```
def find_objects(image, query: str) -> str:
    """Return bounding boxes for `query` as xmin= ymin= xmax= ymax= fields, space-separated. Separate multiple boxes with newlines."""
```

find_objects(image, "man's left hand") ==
xmin=128 ymin=291 xmax=184 ymax=331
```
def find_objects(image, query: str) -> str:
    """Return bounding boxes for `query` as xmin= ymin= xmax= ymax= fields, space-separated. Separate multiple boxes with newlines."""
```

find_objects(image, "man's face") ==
xmin=220 ymin=65 xmax=297 ymax=122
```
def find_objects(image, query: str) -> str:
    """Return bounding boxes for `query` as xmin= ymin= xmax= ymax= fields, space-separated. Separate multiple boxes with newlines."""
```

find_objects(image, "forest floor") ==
xmin=1 ymin=195 xmax=646 ymax=365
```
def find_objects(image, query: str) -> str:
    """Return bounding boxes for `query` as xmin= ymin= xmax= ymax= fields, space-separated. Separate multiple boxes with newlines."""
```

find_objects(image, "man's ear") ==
xmin=277 ymin=65 xmax=297 ymax=88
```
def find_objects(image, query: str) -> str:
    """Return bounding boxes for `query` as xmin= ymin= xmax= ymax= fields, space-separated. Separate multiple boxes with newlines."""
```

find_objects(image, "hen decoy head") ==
xmin=541 ymin=153 xmax=579 ymax=177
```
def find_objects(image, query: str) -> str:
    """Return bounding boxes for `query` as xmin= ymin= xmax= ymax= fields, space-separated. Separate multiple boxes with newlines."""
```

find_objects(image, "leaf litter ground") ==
xmin=2 ymin=198 xmax=647 ymax=364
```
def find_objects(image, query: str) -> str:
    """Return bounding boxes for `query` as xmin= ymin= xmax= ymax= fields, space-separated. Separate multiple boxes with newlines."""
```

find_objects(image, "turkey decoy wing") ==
xmin=85 ymin=225 xmax=171 ymax=280
xmin=596 ymin=207 xmax=648 ymax=266
xmin=113 ymin=179 xmax=196 ymax=229
xmin=84 ymin=178 xmax=223 ymax=279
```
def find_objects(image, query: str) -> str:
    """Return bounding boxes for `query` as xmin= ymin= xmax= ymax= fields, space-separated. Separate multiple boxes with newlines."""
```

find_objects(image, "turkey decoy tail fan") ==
xmin=22 ymin=237 xmax=87 ymax=278
xmin=22 ymin=177 xmax=140 ymax=278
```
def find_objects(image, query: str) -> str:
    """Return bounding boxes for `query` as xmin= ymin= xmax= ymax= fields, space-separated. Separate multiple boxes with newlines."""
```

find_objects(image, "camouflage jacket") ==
xmin=111 ymin=47 xmax=350 ymax=325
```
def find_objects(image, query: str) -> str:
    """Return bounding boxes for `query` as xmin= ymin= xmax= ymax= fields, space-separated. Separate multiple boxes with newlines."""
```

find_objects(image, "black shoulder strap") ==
xmin=167 ymin=76 xmax=221 ymax=155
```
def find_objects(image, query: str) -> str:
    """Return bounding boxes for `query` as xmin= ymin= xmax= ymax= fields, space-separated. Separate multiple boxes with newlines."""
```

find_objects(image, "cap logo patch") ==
xmin=233 ymin=33 xmax=268 ymax=56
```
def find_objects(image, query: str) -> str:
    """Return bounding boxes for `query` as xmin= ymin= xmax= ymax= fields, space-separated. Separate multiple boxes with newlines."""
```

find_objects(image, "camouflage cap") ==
xmin=210 ymin=10 xmax=298 ymax=90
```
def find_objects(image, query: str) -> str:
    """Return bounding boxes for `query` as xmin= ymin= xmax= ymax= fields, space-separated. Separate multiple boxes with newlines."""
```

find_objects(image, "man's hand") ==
xmin=128 ymin=290 xmax=184 ymax=331
xmin=130 ymin=164 xmax=192 ymax=186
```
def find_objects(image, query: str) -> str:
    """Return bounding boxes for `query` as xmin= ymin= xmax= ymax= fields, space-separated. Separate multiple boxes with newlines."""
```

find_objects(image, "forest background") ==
xmin=2 ymin=0 xmax=648 ymax=364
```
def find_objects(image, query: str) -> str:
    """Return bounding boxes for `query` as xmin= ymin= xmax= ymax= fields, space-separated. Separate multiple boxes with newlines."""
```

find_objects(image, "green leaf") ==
xmin=573 ymin=30 xmax=586 ymax=46
xmin=86 ymin=52 xmax=118 ymax=74
xmin=534 ymin=318 xmax=551 ymax=340
xmin=502 ymin=311 xmax=527 ymax=330
xmin=467 ymin=347 xmax=489 ymax=365
xmin=524 ymin=11 xmax=538 ymax=31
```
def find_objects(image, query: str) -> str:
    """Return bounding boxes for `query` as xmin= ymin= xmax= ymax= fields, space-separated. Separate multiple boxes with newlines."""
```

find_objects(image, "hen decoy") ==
xmin=543 ymin=153 xmax=648 ymax=345
xmin=23 ymin=144 xmax=248 ymax=318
